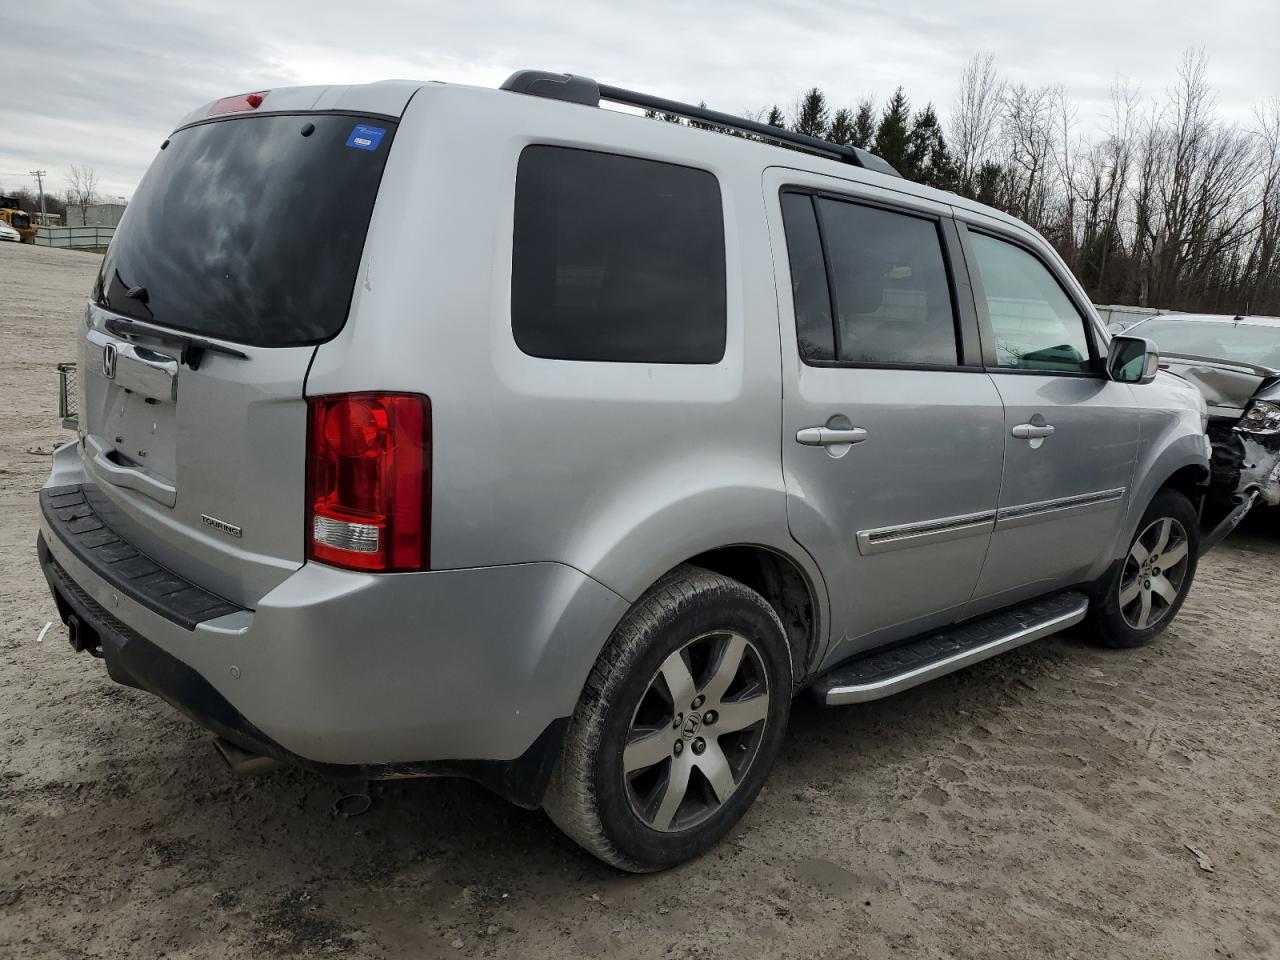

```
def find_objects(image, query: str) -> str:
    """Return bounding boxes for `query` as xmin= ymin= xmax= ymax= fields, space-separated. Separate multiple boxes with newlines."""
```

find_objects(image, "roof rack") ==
xmin=500 ymin=70 xmax=902 ymax=179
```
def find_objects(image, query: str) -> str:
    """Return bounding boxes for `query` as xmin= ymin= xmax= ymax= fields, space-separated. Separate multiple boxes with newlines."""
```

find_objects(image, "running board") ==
xmin=813 ymin=591 xmax=1090 ymax=706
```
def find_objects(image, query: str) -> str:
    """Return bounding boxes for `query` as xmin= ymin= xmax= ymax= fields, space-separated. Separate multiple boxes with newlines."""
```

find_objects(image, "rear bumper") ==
xmin=38 ymin=474 xmax=628 ymax=807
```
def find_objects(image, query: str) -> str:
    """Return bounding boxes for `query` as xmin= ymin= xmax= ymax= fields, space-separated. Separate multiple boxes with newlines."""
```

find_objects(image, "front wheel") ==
xmin=1088 ymin=488 xmax=1199 ymax=648
xmin=543 ymin=565 xmax=793 ymax=872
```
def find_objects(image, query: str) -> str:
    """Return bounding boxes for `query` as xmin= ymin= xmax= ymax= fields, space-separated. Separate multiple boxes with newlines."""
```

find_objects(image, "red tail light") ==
xmin=208 ymin=91 xmax=269 ymax=116
xmin=306 ymin=393 xmax=431 ymax=572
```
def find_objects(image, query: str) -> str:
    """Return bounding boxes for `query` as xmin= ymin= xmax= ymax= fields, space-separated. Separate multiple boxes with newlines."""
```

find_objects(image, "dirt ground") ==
xmin=2 ymin=239 xmax=1278 ymax=960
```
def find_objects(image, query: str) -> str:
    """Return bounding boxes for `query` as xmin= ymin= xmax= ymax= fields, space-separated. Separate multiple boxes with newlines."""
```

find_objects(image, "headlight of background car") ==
xmin=1240 ymin=399 xmax=1280 ymax=435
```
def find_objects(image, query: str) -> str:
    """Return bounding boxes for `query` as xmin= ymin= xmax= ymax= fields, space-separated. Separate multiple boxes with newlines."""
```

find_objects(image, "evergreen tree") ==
xmin=828 ymin=108 xmax=855 ymax=145
xmin=874 ymin=88 xmax=912 ymax=174
xmin=906 ymin=103 xmax=959 ymax=189
xmin=851 ymin=98 xmax=876 ymax=149
xmin=765 ymin=105 xmax=786 ymax=128
xmin=793 ymin=88 xmax=830 ymax=138
xmin=973 ymin=161 xmax=1005 ymax=207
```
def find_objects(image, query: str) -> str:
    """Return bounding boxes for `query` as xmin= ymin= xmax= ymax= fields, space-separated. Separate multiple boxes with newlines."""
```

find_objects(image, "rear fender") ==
xmin=577 ymin=478 xmax=832 ymax=667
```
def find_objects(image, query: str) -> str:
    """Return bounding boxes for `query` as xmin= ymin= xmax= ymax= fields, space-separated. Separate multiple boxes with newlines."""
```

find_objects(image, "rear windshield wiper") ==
xmin=103 ymin=316 xmax=249 ymax=370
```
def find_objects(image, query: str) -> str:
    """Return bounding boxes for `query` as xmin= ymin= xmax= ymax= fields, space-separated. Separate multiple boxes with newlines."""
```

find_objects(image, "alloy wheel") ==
xmin=1119 ymin=516 xmax=1191 ymax=630
xmin=622 ymin=631 xmax=771 ymax=833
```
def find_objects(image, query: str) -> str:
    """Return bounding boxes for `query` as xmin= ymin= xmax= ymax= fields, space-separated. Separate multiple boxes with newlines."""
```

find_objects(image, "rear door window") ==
xmin=96 ymin=113 xmax=396 ymax=347
xmin=816 ymin=198 xmax=959 ymax=366
xmin=511 ymin=146 xmax=726 ymax=364
xmin=968 ymin=231 xmax=1093 ymax=374
xmin=780 ymin=192 xmax=835 ymax=361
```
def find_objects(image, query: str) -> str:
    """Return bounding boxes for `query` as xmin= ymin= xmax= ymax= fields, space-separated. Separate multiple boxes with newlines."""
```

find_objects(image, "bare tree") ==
xmin=1243 ymin=98 xmax=1280 ymax=311
xmin=1000 ymin=82 xmax=1062 ymax=226
xmin=1138 ymin=51 xmax=1262 ymax=308
xmin=1091 ymin=80 xmax=1141 ymax=300
xmin=64 ymin=164 xmax=99 ymax=226
xmin=950 ymin=53 xmax=1005 ymax=194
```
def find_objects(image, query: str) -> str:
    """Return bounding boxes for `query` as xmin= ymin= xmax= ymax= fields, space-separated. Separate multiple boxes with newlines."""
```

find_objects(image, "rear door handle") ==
xmin=1011 ymin=423 xmax=1056 ymax=440
xmin=796 ymin=426 xmax=869 ymax=447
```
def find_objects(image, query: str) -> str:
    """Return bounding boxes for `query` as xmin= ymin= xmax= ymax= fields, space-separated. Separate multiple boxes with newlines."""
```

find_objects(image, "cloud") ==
xmin=4 ymin=0 xmax=1276 ymax=199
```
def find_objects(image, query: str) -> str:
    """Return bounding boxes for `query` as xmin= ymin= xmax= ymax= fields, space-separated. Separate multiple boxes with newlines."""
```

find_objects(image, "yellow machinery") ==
xmin=0 ymin=196 xmax=37 ymax=243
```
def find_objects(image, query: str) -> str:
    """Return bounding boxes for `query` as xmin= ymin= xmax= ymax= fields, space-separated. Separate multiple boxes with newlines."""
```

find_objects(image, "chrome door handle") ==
xmin=1011 ymin=423 xmax=1056 ymax=440
xmin=796 ymin=426 xmax=869 ymax=447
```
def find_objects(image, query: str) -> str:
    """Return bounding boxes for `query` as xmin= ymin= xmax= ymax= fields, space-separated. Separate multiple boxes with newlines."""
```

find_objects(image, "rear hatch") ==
xmin=78 ymin=103 xmax=400 ymax=608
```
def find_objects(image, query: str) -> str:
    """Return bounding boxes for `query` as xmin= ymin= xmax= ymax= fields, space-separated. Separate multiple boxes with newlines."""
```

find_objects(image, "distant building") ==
xmin=66 ymin=202 xmax=127 ymax=227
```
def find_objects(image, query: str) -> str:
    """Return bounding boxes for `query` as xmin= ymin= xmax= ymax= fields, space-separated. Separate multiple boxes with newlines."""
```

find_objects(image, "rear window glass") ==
xmin=511 ymin=146 xmax=726 ymax=364
xmin=95 ymin=113 xmax=396 ymax=347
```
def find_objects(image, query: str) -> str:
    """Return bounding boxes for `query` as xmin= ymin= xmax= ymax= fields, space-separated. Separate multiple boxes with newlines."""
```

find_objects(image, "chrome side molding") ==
xmin=996 ymin=487 xmax=1126 ymax=529
xmin=857 ymin=509 xmax=996 ymax=556
xmin=856 ymin=488 xmax=1127 ymax=556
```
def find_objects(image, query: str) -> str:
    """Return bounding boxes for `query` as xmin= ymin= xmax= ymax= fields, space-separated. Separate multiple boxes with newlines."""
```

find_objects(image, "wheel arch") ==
xmin=1160 ymin=462 xmax=1211 ymax=503
xmin=571 ymin=472 xmax=832 ymax=684
xmin=1119 ymin=434 xmax=1210 ymax=561
xmin=682 ymin=544 xmax=825 ymax=687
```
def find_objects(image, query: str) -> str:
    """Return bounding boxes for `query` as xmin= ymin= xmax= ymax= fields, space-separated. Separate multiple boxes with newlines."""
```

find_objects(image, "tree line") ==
xmin=653 ymin=50 xmax=1279 ymax=317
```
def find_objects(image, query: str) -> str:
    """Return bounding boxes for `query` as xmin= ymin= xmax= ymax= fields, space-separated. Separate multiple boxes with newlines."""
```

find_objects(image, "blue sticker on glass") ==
xmin=346 ymin=124 xmax=386 ymax=151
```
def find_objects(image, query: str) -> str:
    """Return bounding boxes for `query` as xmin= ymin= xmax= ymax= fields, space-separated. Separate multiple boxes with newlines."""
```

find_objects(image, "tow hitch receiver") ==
xmin=1199 ymin=489 xmax=1260 ymax=556
xmin=65 ymin=612 xmax=103 ymax=658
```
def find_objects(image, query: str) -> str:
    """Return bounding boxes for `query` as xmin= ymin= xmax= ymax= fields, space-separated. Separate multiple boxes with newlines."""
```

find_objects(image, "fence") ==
xmin=32 ymin=225 xmax=115 ymax=249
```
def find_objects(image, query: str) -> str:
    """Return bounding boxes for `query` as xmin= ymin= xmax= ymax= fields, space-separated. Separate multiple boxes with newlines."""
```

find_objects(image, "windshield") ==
xmin=95 ymin=112 xmax=396 ymax=347
xmin=1137 ymin=319 xmax=1280 ymax=370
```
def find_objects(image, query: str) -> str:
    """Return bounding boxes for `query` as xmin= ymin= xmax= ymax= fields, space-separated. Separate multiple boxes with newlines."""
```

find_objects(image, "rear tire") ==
xmin=543 ymin=565 xmax=793 ymax=872
xmin=1087 ymin=488 xmax=1199 ymax=648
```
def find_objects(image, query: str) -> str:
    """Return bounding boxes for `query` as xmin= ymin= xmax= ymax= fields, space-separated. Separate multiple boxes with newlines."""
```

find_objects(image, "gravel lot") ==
xmin=2 ymin=240 xmax=1279 ymax=960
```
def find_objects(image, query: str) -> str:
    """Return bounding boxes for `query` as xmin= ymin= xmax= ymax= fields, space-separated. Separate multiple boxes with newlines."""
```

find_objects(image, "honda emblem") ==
xmin=102 ymin=342 xmax=117 ymax=379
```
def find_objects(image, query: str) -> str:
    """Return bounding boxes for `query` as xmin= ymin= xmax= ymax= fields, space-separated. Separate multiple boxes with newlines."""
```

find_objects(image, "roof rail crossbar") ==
xmin=500 ymin=70 xmax=902 ymax=178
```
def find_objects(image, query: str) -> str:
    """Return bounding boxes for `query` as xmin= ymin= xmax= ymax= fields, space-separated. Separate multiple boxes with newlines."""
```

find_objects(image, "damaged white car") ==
xmin=1127 ymin=313 xmax=1280 ymax=534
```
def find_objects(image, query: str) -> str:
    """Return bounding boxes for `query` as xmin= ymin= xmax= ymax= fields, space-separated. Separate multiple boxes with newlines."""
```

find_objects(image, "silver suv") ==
xmin=39 ymin=71 xmax=1211 ymax=872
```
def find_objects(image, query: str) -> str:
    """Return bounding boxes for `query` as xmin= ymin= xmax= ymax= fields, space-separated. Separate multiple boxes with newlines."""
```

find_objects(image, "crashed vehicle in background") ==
xmin=1127 ymin=313 xmax=1280 ymax=527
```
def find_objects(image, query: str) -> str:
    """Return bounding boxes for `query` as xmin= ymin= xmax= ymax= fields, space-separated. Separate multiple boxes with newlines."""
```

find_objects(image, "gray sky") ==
xmin=4 ymin=0 xmax=1277 ymax=201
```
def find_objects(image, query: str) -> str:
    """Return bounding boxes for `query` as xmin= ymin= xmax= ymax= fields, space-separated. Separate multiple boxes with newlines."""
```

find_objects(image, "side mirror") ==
xmin=1107 ymin=335 xmax=1160 ymax=385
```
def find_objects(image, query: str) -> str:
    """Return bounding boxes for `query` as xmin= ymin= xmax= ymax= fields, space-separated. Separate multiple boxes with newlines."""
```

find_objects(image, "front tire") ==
xmin=543 ymin=565 xmax=793 ymax=872
xmin=1088 ymin=488 xmax=1199 ymax=648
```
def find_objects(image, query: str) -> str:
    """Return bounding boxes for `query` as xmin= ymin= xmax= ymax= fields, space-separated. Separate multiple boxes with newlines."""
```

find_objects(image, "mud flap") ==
xmin=1198 ymin=490 xmax=1260 ymax=556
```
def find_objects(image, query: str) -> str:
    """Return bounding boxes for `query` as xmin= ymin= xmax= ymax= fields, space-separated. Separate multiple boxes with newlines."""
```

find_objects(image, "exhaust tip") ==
xmin=212 ymin=737 xmax=284 ymax=778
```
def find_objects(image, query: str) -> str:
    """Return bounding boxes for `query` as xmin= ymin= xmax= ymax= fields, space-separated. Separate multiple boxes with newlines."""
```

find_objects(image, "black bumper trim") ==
xmin=39 ymin=483 xmax=244 ymax=630
xmin=36 ymin=534 xmax=567 ymax=809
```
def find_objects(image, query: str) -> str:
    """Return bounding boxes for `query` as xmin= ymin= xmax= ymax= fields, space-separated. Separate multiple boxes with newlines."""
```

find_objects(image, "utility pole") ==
xmin=29 ymin=169 xmax=47 ymax=224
